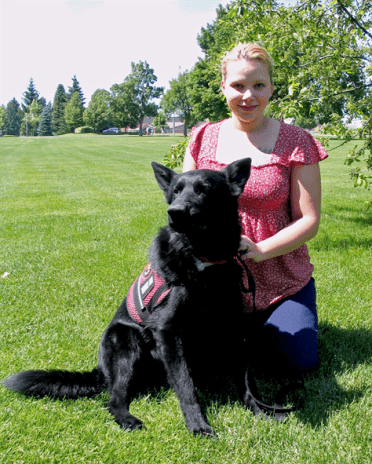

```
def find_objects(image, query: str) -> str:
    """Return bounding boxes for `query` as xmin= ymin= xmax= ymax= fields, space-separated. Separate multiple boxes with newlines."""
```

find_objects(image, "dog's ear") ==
xmin=221 ymin=158 xmax=252 ymax=197
xmin=151 ymin=162 xmax=178 ymax=197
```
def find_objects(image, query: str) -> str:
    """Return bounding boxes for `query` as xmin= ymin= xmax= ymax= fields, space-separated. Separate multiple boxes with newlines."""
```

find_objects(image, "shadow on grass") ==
xmin=297 ymin=322 xmax=372 ymax=427
xmin=6 ymin=323 xmax=369 ymax=432
xmin=126 ymin=322 xmax=372 ymax=430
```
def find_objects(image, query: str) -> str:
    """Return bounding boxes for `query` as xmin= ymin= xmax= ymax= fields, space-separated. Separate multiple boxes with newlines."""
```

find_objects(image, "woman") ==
xmin=183 ymin=43 xmax=328 ymax=379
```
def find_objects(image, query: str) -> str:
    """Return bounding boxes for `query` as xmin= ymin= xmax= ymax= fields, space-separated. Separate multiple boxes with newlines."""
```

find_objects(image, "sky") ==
xmin=0 ymin=0 xmax=233 ymax=107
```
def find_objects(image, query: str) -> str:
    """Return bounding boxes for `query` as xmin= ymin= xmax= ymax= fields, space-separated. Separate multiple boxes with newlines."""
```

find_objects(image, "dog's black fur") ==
xmin=3 ymin=159 xmax=258 ymax=437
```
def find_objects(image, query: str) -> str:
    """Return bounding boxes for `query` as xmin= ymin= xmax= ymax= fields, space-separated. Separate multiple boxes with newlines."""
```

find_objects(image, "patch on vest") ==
xmin=126 ymin=264 xmax=170 ymax=324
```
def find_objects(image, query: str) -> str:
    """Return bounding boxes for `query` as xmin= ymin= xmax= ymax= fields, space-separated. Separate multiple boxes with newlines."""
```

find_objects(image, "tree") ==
xmin=52 ymin=84 xmax=68 ymax=135
xmin=83 ymin=89 xmax=113 ymax=132
xmin=112 ymin=61 xmax=164 ymax=136
xmin=188 ymin=0 xmax=369 ymax=125
xmin=22 ymin=78 xmax=46 ymax=113
xmin=161 ymin=70 xmax=196 ymax=136
xmin=110 ymin=80 xmax=141 ymax=130
xmin=153 ymin=112 xmax=167 ymax=133
xmin=22 ymin=99 xmax=42 ymax=136
xmin=37 ymin=105 xmax=53 ymax=136
xmin=0 ymin=105 xmax=5 ymax=134
xmin=185 ymin=0 xmax=371 ymax=205
xmin=64 ymin=92 xmax=84 ymax=132
xmin=4 ymin=99 xmax=22 ymax=136
xmin=68 ymin=75 xmax=86 ymax=108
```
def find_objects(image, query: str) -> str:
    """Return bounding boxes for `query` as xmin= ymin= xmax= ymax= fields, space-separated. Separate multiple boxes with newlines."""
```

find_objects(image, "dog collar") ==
xmin=194 ymin=256 xmax=228 ymax=272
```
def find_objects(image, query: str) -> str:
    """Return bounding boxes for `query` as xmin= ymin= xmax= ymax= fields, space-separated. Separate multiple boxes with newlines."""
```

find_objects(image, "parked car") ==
xmin=103 ymin=127 xmax=120 ymax=134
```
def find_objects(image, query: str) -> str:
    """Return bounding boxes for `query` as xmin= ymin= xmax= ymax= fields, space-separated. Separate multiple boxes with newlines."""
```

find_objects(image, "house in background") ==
xmin=123 ymin=116 xmax=187 ymax=135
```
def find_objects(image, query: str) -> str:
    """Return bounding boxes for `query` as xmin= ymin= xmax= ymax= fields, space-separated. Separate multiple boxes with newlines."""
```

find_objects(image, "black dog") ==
xmin=4 ymin=159 xmax=258 ymax=437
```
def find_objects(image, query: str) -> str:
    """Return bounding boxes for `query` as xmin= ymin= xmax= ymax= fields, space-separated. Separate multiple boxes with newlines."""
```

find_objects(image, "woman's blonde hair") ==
xmin=221 ymin=43 xmax=274 ymax=84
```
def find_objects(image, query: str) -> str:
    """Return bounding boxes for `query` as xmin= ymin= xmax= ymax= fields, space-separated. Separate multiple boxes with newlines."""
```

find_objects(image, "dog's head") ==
xmin=151 ymin=159 xmax=251 ymax=233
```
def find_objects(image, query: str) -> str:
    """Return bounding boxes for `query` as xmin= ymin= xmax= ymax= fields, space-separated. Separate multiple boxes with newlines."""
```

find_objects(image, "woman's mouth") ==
xmin=239 ymin=105 xmax=258 ymax=112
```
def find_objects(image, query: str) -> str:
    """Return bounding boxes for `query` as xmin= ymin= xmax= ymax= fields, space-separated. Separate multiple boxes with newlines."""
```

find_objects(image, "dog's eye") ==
xmin=194 ymin=182 xmax=208 ymax=196
xmin=173 ymin=187 xmax=180 ymax=195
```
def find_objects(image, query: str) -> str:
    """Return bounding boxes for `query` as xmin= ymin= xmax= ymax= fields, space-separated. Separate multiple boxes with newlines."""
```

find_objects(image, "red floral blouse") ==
xmin=189 ymin=120 xmax=329 ymax=311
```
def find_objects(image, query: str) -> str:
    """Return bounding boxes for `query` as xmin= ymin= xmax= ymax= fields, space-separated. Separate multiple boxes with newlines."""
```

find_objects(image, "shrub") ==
xmin=75 ymin=126 xmax=94 ymax=134
xmin=163 ymin=137 xmax=190 ymax=169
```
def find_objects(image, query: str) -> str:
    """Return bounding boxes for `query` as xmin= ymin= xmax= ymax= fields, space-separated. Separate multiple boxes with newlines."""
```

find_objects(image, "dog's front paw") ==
xmin=192 ymin=425 xmax=216 ymax=438
xmin=120 ymin=414 xmax=143 ymax=431
xmin=187 ymin=417 xmax=216 ymax=438
xmin=111 ymin=407 xmax=144 ymax=431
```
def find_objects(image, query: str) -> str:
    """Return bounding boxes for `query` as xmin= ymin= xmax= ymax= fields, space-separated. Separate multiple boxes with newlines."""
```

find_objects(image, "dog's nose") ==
xmin=168 ymin=204 xmax=186 ymax=220
xmin=167 ymin=204 xmax=189 ymax=230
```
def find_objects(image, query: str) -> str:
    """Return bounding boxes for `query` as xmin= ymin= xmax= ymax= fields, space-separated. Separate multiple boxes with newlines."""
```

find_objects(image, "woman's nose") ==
xmin=242 ymin=88 xmax=253 ymax=100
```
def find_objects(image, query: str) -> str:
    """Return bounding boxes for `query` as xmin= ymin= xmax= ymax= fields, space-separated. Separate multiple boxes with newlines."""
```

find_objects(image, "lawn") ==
xmin=0 ymin=135 xmax=371 ymax=463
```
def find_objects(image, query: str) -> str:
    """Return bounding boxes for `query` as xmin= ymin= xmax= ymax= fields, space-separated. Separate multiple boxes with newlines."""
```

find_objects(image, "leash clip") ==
xmin=194 ymin=257 xmax=214 ymax=271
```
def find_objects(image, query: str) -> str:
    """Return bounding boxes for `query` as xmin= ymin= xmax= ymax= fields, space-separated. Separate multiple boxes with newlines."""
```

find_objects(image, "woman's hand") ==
xmin=239 ymin=235 xmax=265 ymax=262
xmin=240 ymin=164 xmax=322 ymax=263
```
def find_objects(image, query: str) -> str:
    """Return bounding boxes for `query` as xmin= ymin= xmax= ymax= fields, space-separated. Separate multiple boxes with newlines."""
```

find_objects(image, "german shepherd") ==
xmin=4 ymin=159 xmax=258 ymax=437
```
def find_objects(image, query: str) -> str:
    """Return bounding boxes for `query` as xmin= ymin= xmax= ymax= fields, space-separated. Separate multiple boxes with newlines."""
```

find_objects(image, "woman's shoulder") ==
xmin=276 ymin=121 xmax=329 ymax=165
xmin=188 ymin=120 xmax=225 ymax=161
xmin=190 ymin=120 xmax=224 ymax=139
xmin=278 ymin=121 xmax=319 ymax=145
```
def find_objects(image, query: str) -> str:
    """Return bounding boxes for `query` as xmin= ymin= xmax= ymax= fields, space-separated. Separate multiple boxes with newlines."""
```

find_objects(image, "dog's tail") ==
xmin=3 ymin=368 xmax=105 ymax=400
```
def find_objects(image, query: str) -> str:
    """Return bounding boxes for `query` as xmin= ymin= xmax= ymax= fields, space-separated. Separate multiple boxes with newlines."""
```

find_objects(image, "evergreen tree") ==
xmin=4 ymin=99 xmax=22 ymax=135
xmin=22 ymin=78 xmax=45 ymax=112
xmin=52 ymin=84 xmax=68 ymax=134
xmin=68 ymin=75 xmax=86 ymax=108
xmin=37 ymin=106 xmax=53 ymax=136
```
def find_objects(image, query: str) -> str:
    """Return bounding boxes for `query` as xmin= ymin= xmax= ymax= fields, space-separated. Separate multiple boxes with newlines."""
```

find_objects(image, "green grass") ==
xmin=1 ymin=135 xmax=371 ymax=463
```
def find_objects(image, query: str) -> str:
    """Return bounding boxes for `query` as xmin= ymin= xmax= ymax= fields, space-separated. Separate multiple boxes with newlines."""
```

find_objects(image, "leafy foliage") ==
xmin=111 ymin=61 xmax=163 ymax=136
xmin=22 ymin=99 xmax=42 ymax=136
xmin=169 ymin=0 xmax=371 ymax=203
xmin=83 ymin=89 xmax=113 ymax=133
xmin=187 ymin=0 xmax=370 ymax=124
xmin=161 ymin=71 xmax=196 ymax=136
xmin=75 ymin=126 xmax=94 ymax=134
xmin=65 ymin=92 xmax=84 ymax=132
xmin=153 ymin=112 xmax=167 ymax=132
xmin=0 ymin=105 xmax=5 ymax=132
xmin=163 ymin=136 xmax=190 ymax=169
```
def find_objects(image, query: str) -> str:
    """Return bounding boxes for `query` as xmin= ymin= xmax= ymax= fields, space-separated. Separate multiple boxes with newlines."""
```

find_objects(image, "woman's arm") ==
xmin=182 ymin=146 xmax=197 ymax=172
xmin=240 ymin=163 xmax=322 ymax=262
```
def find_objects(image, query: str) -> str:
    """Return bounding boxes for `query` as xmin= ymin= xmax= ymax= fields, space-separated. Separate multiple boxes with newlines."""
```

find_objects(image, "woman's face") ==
xmin=221 ymin=59 xmax=274 ymax=130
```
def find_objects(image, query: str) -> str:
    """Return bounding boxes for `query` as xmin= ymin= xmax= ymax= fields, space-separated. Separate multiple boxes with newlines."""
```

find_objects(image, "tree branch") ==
xmin=336 ymin=0 xmax=372 ymax=41
xmin=298 ymin=54 xmax=335 ymax=68
xmin=327 ymin=114 xmax=372 ymax=152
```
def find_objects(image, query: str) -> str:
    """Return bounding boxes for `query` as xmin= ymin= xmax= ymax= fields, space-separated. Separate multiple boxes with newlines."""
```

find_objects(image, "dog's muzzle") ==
xmin=168 ymin=204 xmax=202 ymax=231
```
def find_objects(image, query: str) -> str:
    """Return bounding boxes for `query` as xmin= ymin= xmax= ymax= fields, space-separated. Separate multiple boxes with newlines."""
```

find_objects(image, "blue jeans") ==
xmin=244 ymin=278 xmax=319 ymax=378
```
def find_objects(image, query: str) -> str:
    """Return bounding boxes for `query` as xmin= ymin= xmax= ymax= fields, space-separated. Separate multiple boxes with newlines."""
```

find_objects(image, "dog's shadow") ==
xmin=125 ymin=322 xmax=372 ymax=429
